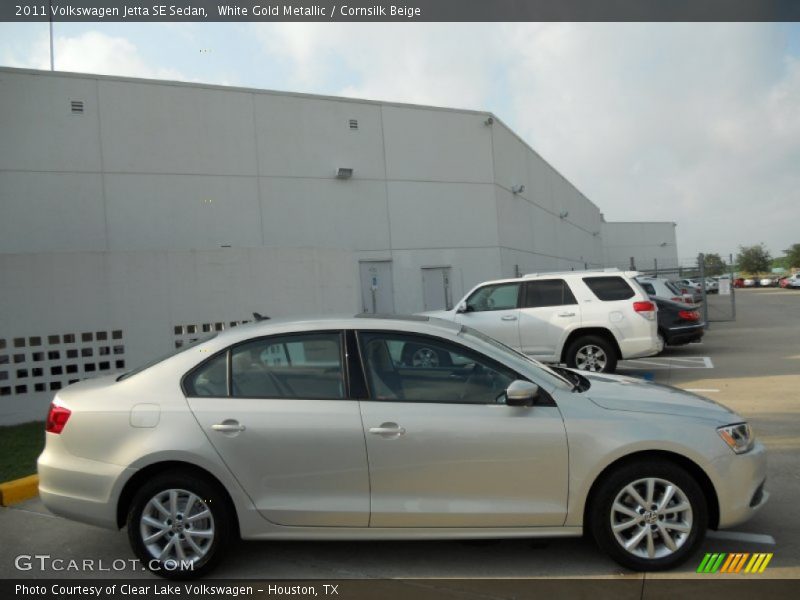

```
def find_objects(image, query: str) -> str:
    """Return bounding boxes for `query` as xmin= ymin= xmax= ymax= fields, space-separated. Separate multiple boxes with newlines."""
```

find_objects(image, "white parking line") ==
xmin=707 ymin=531 xmax=776 ymax=545
xmin=620 ymin=356 xmax=714 ymax=370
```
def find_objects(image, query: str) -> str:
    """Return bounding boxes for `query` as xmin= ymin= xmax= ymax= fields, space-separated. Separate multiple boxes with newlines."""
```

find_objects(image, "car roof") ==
xmin=207 ymin=313 xmax=463 ymax=343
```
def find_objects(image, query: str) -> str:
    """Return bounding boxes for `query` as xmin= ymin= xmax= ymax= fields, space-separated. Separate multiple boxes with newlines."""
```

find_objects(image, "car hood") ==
xmin=580 ymin=371 xmax=738 ymax=422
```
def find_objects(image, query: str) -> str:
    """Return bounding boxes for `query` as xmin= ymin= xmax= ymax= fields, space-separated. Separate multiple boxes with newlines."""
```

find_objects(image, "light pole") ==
xmin=48 ymin=0 xmax=54 ymax=70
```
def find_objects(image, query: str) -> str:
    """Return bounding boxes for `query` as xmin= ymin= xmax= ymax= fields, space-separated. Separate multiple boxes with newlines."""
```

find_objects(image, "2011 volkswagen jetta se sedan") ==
xmin=38 ymin=315 xmax=768 ymax=578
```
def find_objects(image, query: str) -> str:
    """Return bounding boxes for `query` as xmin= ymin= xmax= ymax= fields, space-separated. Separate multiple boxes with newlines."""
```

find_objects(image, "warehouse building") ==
xmin=0 ymin=67 xmax=678 ymax=423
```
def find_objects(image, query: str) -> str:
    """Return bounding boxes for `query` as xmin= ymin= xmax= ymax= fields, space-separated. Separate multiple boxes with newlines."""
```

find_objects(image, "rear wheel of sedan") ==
xmin=565 ymin=335 xmax=617 ymax=373
xmin=127 ymin=471 xmax=233 ymax=579
xmin=590 ymin=460 xmax=707 ymax=571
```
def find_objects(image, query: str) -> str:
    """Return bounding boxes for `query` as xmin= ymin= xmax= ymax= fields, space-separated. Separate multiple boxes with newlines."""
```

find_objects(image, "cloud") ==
xmin=5 ymin=30 xmax=185 ymax=81
xmin=252 ymin=23 xmax=800 ymax=260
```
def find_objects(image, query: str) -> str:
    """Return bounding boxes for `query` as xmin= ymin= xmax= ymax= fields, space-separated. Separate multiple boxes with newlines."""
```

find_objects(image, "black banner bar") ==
xmin=3 ymin=579 xmax=800 ymax=600
xmin=3 ymin=0 xmax=800 ymax=23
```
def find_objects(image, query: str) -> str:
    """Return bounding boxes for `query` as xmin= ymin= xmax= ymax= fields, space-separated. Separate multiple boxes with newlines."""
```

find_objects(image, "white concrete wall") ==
xmin=0 ymin=247 xmax=358 ymax=424
xmin=601 ymin=221 xmax=679 ymax=271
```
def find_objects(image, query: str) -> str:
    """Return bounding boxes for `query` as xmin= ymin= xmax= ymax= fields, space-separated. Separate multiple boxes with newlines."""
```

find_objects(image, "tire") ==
xmin=565 ymin=335 xmax=617 ymax=373
xmin=401 ymin=343 xmax=453 ymax=368
xmin=589 ymin=460 xmax=707 ymax=571
xmin=126 ymin=470 xmax=234 ymax=579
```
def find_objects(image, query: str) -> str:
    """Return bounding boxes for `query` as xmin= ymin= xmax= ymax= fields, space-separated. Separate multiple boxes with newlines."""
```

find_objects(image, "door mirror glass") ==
xmin=456 ymin=302 xmax=469 ymax=314
xmin=505 ymin=379 xmax=539 ymax=407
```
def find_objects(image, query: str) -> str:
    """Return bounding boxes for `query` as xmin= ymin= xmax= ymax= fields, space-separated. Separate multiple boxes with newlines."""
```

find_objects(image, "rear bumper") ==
xmin=37 ymin=438 xmax=133 ymax=530
xmin=618 ymin=335 xmax=661 ymax=360
xmin=663 ymin=323 xmax=705 ymax=346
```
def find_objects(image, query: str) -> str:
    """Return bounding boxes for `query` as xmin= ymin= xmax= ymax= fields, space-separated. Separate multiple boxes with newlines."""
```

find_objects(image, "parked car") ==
xmin=743 ymin=279 xmax=756 ymax=287
xmin=671 ymin=280 xmax=704 ymax=304
xmin=678 ymin=279 xmax=703 ymax=293
xmin=786 ymin=273 xmax=800 ymax=289
xmin=636 ymin=276 xmax=695 ymax=304
xmin=759 ymin=278 xmax=774 ymax=287
xmin=734 ymin=278 xmax=745 ymax=288
xmin=38 ymin=315 xmax=768 ymax=578
xmin=704 ymin=278 xmax=719 ymax=294
xmin=650 ymin=296 xmax=704 ymax=348
xmin=421 ymin=269 xmax=661 ymax=374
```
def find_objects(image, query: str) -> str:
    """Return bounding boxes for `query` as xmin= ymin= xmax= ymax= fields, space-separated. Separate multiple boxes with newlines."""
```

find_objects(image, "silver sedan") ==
xmin=38 ymin=315 xmax=768 ymax=578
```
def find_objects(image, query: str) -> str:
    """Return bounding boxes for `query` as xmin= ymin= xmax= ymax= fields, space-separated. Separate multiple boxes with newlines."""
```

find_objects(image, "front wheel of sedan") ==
xmin=127 ymin=471 xmax=233 ymax=579
xmin=590 ymin=460 xmax=707 ymax=571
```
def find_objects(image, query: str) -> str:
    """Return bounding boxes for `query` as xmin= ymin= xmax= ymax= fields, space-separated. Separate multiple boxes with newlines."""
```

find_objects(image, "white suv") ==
xmin=421 ymin=269 xmax=660 ymax=373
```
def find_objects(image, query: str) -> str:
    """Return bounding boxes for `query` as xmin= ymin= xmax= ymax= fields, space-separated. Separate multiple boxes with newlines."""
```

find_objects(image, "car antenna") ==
xmin=253 ymin=312 xmax=270 ymax=321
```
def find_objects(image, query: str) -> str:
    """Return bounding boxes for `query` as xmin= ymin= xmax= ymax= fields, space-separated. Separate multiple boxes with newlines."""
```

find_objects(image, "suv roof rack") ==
xmin=523 ymin=267 xmax=637 ymax=278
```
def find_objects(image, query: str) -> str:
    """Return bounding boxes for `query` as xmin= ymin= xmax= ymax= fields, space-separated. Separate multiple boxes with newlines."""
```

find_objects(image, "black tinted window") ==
xmin=231 ymin=333 xmax=344 ymax=399
xmin=583 ymin=276 xmax=635 ymax=301
xmin=465 ymin=283 xmax=520 ymax=312
xmin=523 ymin=279 xmax=577 ymax=308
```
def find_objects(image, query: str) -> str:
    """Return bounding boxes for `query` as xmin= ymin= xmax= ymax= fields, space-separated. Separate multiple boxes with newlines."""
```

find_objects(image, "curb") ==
xmin=0 ymin=474 xmax=39 ymax=506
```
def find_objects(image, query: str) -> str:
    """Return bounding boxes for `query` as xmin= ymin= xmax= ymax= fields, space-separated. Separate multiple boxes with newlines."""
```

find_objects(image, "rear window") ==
xmin=583 ymin=276 xmax=635 ymax=301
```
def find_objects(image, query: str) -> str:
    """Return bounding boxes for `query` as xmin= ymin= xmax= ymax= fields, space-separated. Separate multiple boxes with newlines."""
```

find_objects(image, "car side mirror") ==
xmin=456 ymin=302 xmax=471 ymax=314
xmin=505 ymin=380 xmax=539 ymax=407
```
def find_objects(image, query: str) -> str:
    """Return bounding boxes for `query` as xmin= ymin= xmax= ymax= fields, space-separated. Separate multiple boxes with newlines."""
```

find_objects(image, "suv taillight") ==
xmin=45 ymin=403 xmax=71 ymax=434
xmin=678 ymin=309 xmax=700 ymax=321
xmin=633 ymin=300 xmax=656 ymax=320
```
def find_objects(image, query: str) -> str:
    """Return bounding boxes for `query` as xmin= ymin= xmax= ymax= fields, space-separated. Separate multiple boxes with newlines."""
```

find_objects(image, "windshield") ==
xmin=117 ymin=334 xmax=217 ymax=381
xmin=457 ymin=325 xmax=574 ymax=390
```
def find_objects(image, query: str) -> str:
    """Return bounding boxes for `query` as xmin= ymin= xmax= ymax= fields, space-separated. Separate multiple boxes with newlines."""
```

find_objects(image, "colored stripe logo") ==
xmin=697 ymin=553 xmax=773 ymax=574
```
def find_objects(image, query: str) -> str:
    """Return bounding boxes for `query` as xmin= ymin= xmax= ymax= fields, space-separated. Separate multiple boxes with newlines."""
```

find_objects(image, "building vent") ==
xmin=70 ymin=100 xmax=84 ymax=114
xmin=349 ymin=119 xmax=358 ymax=129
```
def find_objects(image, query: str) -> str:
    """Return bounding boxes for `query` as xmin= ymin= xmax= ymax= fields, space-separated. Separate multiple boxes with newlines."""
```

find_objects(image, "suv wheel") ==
xmin=127 ymin=471 xmax=233 ymax=579
xmin=590 ymin=460 xmax=707 ymax=571
xmin=566 ymin=335 xmax=617 ymax=373
xmin=401 ymin=343 xmax=452 ymax=368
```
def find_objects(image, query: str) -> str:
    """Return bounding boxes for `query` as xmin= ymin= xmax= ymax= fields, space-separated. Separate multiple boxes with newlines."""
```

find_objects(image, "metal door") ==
xmin=421 ymin=267 xmax=452 ymax=311
xmin=359 ymin=261 xmax=395 ymax=314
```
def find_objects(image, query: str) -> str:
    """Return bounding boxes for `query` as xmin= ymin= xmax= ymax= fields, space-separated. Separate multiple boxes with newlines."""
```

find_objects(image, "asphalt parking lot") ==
xmin=2 ymin=288 xmax=798 ymax=582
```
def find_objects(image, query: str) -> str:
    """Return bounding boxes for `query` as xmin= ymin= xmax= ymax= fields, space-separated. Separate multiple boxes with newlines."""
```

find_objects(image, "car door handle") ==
xmin=501 ymin=315 xmax=518 ymax=321
xmin=557 ymin=312 xmax=576 ymax=317
xmin=369 ymin=423 xmax=406 ymax=436
xmin=212 ymin=422 xmax=246 ymax=433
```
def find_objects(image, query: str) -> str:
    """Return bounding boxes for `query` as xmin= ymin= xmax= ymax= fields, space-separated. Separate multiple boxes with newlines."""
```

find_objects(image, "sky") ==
xmin=1 ymin=21 xmax=799 ymax=264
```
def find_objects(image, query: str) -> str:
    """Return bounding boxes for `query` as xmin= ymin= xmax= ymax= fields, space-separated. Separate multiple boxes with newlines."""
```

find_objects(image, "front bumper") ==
xmin=712 ymin=440 xmax=769 ymax=529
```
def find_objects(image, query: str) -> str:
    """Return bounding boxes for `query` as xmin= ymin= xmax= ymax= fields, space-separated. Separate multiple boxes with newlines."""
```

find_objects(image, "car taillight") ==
xmin=45 ymin=403 xmax=71 ymax=434
xmin=633 ymin=300 xmax=656 ymax=320
xmin=678 ymin=310 xmax=700 ymax=321
xmin=671 ymin=297 xmax=684 ymax=303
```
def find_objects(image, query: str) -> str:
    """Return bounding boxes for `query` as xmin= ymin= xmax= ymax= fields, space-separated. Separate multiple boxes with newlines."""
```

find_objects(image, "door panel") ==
xmin=357 ymin=331 xmax=568 ymax=528
xmin=360 ymin=401 xmax=568 ymax=527
xmin=519 ymin=279 xmax=581 ymax=360
xmin=454 ymin=282 xmax=522 ymax=349
xmin=189 ymin=397 xmax=370 ymax=527
xmin=185 ymin=331 xmax=369 ymax=527
xmin=359 ymin=261 xmax=395 ymax=314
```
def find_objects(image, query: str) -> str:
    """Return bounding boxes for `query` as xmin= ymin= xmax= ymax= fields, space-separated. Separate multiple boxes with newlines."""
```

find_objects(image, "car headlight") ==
xmin=717 ymin=422 xmax=754 ymax=454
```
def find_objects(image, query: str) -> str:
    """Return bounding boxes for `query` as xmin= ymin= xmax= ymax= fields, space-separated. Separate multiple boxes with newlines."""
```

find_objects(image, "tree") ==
xmin=703 ymin=253 xmax=727 ymax=276
xmin=736 ymin=244 xmax=772 ymax=275
xmin=784 ymin=243 xmax=800 ymax=269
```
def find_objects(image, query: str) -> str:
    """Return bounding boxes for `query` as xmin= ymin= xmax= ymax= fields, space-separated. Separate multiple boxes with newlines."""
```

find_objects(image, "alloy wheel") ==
xmin=575 ymin=344 xmax=608 ymax=372
xmin=610 ymin=477 xmax=693 ymax=560
xmin=140 ymin=488 xmax=215 ymax=565
xmin=411 ymin=347 xmax=440 ymax=368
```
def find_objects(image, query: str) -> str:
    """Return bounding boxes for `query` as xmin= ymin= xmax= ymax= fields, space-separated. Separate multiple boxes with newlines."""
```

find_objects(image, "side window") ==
xmin=359 ymin=332 xmax=517 ymax=404
xmin=465 ymin=283 xmax=520 ymax=312
xmin=523 ymin=279 xmax=577 ymax=308
xmin=184 ymin=351 xmax=228 ymax=397
xmin=583 ymin=276 xmax=635 ymax=301
xmin=231 ymin=332 xmax=344 ymax=399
